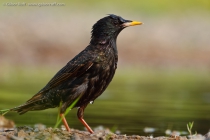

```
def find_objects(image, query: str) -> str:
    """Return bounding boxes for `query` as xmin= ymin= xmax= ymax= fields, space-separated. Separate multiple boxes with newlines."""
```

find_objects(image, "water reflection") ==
xmin=1 ymin=69 xmax=210 ymax=136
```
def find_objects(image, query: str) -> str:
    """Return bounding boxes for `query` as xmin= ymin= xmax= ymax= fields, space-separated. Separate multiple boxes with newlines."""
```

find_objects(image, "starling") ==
xmin=4 ymin=14 xmax=142 ymax=133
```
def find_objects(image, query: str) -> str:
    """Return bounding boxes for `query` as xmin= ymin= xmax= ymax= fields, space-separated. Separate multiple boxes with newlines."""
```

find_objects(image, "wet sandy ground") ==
xmin=0 ymin=116 xmax=208 ymax=140
xmin=0 ymin=126 xmax=209 ymax=140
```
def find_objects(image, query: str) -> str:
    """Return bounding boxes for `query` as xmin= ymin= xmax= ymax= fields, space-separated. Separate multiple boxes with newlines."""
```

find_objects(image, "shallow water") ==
xmin=1 ymin=68 xmax=210 ymax=136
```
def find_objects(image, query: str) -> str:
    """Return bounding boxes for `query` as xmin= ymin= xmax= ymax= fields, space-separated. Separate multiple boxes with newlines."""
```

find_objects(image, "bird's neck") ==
xmin=90 ymin=36 xmax=113 ymax=45
xmin=90 ymin=36 xmax=118 ymax=56
xmin=90 ymin=27 xmax=123 ymax=46
xmin=90 ymin=30 xmax=121 ymax=45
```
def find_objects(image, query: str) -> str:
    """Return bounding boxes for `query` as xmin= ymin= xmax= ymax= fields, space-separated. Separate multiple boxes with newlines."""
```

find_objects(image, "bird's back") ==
xmin=12 ymin=43 xmax=118 ymax=114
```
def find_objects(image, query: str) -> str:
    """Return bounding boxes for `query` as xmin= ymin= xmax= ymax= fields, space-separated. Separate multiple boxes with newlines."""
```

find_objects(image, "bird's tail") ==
xmin=0 ymin=103 xmax=33 ymax=115
xmin=1 ymin=99 xmax=45 ymax=115
xmin=10 ymin=103 xmax=34 ymax=115
xmin=1 ymin=93 xmax=49 ymax=115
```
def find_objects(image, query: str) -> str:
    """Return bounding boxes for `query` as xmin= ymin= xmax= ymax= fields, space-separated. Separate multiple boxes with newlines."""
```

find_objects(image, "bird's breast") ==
xmin=62 ymin=47 xmax=118 ymax=107
xmin=85 ymin=49 xmax=117 ymax=100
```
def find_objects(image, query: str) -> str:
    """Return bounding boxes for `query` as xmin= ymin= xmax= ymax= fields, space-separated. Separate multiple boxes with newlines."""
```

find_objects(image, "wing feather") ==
xmin=26 ymin=49 xmax=95 ymax=103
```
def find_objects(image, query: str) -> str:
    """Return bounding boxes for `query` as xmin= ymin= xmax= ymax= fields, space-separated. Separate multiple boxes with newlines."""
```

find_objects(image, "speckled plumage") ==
xmin=9 ymin=14 xmax=142 ymax=133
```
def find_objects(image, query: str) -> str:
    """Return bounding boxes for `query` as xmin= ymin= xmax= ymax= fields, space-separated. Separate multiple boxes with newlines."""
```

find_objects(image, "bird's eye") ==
xmin=113 ymin=20 xmax=119 ymax=25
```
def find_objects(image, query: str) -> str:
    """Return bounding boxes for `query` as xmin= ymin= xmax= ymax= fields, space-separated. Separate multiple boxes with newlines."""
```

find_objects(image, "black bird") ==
xmin=3 ymin=14 xmax=142 ymax=133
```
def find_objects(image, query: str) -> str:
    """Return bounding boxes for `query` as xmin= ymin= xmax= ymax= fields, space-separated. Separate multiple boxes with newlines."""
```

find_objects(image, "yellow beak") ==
xmin=130 ymin=21 xmax=143 ymax=26
xmin=123 ymin=21 xmax=143 ymax=27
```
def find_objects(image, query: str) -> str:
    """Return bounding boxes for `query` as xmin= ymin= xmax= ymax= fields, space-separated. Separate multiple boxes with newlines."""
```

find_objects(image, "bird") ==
xmin=1 ymin=14 xmax=142 ymax=133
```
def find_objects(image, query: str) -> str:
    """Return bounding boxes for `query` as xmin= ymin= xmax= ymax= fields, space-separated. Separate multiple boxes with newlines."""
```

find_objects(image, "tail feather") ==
xmin=0 ymin=95 xmax=56 ymax=115
xmin=10 ymin=104 xmax=34 ymax=115
xmin=1 ymin=99 xmax=51 ymax=115
xmin=10 ymin=98 xmax=47 ymax=115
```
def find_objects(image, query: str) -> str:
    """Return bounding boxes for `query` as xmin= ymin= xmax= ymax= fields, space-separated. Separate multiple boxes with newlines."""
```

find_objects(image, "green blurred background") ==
xmin=1 ymin=0 xmax=210 ymax=136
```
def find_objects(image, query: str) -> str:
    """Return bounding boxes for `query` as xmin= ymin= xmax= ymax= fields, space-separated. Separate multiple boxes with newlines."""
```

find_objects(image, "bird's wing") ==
xmin=26 ymin=49 xmax=95 ymax=103
xmin=43 ymin=61 xmax=93 ymax=91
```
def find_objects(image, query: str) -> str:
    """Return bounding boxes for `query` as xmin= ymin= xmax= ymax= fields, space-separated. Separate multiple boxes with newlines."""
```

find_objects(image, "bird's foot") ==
xmin=60 ymin=114 xmax=71 ymax=132
xmin=79 ymin=118 xmax=94 ymax=134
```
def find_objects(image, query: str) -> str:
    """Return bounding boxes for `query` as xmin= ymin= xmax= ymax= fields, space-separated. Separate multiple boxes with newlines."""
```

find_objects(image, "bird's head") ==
xmin=90 ymin=14 xmax=142 ymax=45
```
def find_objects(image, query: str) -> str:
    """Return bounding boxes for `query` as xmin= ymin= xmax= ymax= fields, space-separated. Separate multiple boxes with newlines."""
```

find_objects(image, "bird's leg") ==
xmin=60 ymin=113 xmax=71 ymax=132
xmin=77 ymin=106 xmax=94 ymax=133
